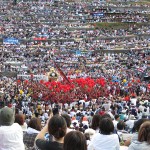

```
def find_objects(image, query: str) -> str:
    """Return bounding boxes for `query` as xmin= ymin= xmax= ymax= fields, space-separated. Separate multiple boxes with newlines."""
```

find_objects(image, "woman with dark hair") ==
xmin=15 ymin=114 xmax=27 ymax=131
xmin=88 ymin=118 xmax=120 ymax=150
xmin=131 ymin=118 xmax=149 ymax=142
xmin=128 ymin=121 xmax=150 ymax=150
xmin=117 ymin=121 xmax=128 ymax=140
xmin=91 ymin=114 xmax=101 ymax=133
xmin=64 ymin=131 xmax=87 ymax=150
xmin=23 ymin=117 xmax=41 ymax=149
xmin=62 ymin=114 xmax=73 ymax=133
xmin=84 ymin=115 xmax=100 ymax=141
xmin=35 ymin=114 xmax=67 ymax=150
xmin=124 ymin=118 xmax=149 ymax=146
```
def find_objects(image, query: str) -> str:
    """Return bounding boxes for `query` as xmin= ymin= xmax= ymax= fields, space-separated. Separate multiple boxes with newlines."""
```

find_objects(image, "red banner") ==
xmin=33 ymin=37 xmax=47 ymax=41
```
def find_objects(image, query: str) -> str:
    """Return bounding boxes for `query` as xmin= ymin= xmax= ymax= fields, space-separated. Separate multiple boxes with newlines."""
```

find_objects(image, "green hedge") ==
xmin=91 ymin=22 xmax=146 ymax=29
xmin=109 ymin=0 xmax=150 ymax=5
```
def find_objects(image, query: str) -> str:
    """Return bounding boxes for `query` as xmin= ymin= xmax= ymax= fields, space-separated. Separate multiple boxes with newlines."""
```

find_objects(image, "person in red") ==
xmin=124 ymin=96 xmax=130 ymax=101
xmin=99 ymin=107 xmax=105 ymax=116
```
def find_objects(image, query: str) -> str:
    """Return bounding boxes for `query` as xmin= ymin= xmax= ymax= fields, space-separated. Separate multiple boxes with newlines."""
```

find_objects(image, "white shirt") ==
xmin=88 ymin=133 xmax=120 ymax=150
xmin=66 ymin=128 xmax=74 ymax=133
xmin=125 ymin=120 xmax=135 ymax=129
xmin=130 ymin=98 xmax=137 ymax=106
xmin=64 ymin=103 xmax=68 ymax=109
xmin=113 ymin=120 xmax=118 ymax=129
xmin=0 ymin=123 xmax=25 ymax=150
xmin=70 ymin=111 xmax=76 ymax=117
xmin=102 ymin=103 xmax=111 ymax=111
xmin=139 ymin=105 xmax=144 ymax=112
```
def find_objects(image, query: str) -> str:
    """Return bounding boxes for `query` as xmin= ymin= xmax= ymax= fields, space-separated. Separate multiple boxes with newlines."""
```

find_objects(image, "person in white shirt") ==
xmin=128 ymin=121 xmax=150 ymax=150
xmin=102 ymin=101 xmax=111 ymax=112
xmin=0 ymin=107 xmax=25 ymax=150
xmin=70 ymin=110 xmax=76 ymax=117
xmin=113 ymin=114 xmax=120 ymax=129
xmin=88 ymin=118 xmax=120 ymax=150
xmin=125 ymin=115 xmax=136 ymax=131
xmin=130 ymin=97 xmax=137 ymax=106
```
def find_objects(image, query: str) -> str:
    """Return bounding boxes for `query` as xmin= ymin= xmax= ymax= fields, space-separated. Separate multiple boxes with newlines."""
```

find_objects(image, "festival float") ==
xmin=16 ymin=62 xmax=148 ymax=104
xmin=17 ymin=72 xmax=106 ymax=103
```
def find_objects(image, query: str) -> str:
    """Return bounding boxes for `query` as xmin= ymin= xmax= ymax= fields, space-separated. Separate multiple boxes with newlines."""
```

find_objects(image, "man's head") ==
xmin=0 ymin=107 xmax=15 ymax=126
xmin=115 ymin=114 xmax=120 ymax=121
xmin=62 ymin=114 xmax=71 ymax=128
xmin=117 ymin=121 xmax=126 ymax=130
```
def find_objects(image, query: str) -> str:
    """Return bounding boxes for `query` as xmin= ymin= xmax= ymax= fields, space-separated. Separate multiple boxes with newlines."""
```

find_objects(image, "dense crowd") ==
xmin=0 ymin=0 xmax=150 ymax=150
xmin=0 ymin=1 xmax=150 ymax=74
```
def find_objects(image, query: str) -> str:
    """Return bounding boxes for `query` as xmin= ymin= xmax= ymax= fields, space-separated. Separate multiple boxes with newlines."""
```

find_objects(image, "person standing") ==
xmin=0 ymin=106 xmax=25 ymax=150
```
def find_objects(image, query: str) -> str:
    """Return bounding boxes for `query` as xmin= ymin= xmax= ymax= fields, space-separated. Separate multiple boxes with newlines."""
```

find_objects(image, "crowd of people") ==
xmin=0 ymin=1 xmax=150 ymax=74
xmin=0 ymin=99 xmax=150 ymax=150
xmin=0 ymin=0 xmax=150 ymax=150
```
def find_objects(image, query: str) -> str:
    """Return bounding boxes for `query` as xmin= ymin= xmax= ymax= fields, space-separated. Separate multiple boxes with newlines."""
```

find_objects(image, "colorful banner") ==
xmin=17 ymin=74 xmax=48 ymax=81
xmin=93 ymin=13 xmax=104 ymax=17
xmin=33 ymin=37 xmax=47 ymax=41
xmin=37 ymin=34 xmax=49 ymax=38
xmin=3 ymin=38 xmax=19 ymax=44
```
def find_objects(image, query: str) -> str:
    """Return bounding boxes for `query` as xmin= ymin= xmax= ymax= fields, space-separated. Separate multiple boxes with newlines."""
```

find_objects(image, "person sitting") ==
xmin=117 ymin=121 xmax=128 ymax=137
xmin=124 ymin=118 xmax=149 ymax=146
xmin=84 ymin=132 xmax=91 ymax=146
xmin=119 ymin=110 xmax=127 ymax=121
xmin=84 ymin=128 xmax=96 ymax=141
xmin=23 ymin=117 xmax=41 ymax=149
xmin=125 ymin=115 xmax=136 ymax=132
xmin=91 ymin=114 xmax=101 ymax=133
xmin=64 ymin=131 xmax=87 ymax=150
xmin=62 ymin=114 xmax=73 ymax=133
xmin=0 ymin=106 xmax=24 ymax=150
xmin=88 ymin=118 xmax=120 ymax=150
xmin=113 ymin=114 xmax=120 ymax=129
xmin=15 ymin=114 xmax=27 ymax=132
xmin=131 ymin=118 xmax=149 ymax=142
xmin=128 ymin=121 xmax=150 ymax=150
xmin=35 ymin=114 xmax=67 ymax=150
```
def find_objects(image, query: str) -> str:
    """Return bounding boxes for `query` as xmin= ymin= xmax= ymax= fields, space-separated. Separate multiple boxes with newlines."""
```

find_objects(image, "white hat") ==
xmin=84 ymin=128 xmax=96 ymax=139
xmin=129 ymin=115 xmax=136 ymax=120
xmin=122 ymin=110 xmax=126 ymax=113
xmin=77 ymin=110 xmax=81 ymax=113
xmin=144 ymin=100 xmax=148 ymax=104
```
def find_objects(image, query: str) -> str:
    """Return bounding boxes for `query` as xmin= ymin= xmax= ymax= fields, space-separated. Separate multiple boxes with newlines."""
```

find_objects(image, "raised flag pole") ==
xmin=53 ymin=61 xmax=87 ymax=99
xmin=53 ymin=61 xmax=71 ymax=84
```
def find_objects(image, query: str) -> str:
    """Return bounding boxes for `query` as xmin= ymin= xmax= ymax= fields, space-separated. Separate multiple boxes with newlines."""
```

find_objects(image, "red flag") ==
xmin=54 ymin=62 xmax=71 ymax=84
